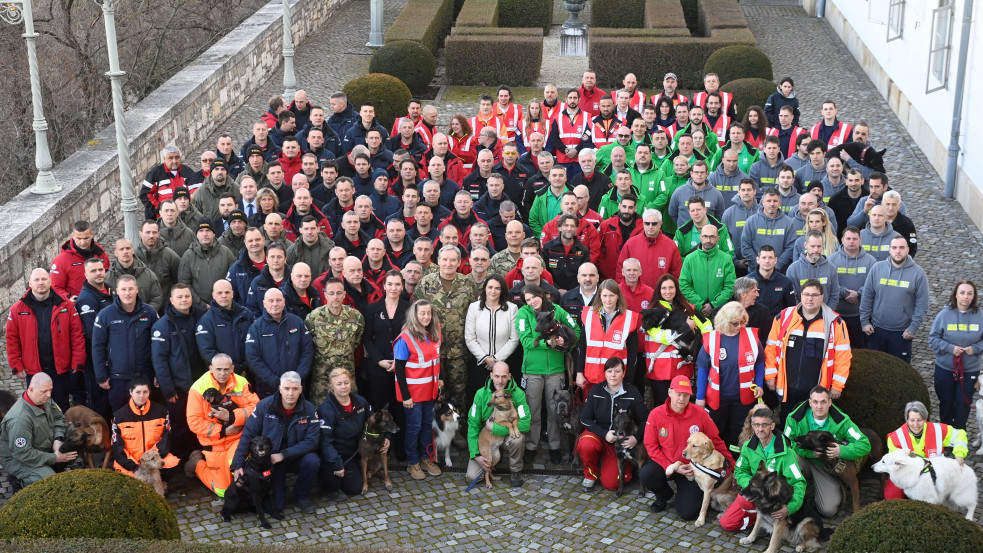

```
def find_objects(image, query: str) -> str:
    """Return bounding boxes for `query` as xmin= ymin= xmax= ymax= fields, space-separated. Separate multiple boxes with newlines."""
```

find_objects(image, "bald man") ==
xmin=339 ymin=254 xmax=381 ymax=312
xmin=245 ymin=288 xmax=313 ymax=398
xmin=6 ymin=268 xmax=86 ymax=411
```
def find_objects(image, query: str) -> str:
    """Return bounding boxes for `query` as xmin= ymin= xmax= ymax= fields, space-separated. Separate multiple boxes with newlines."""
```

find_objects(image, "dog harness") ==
xmin=692 ymin=458 xmax=732 ymax=488
xmin=920 ymin=458 xmax=938 ymax=485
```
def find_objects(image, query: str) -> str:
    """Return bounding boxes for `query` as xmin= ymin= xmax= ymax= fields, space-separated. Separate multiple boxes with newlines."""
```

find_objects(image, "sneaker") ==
xmin=581 ymin=477 xmax=596 ymax=492
xmin=549 ymin=449 xmax=563 ymax=464
xmin=296 ymin=498 xmax=315 ymax=514
xmin=523 ymin=449 xmax=536 ymax=464
xmin=324 ymin=489 xmax=347 ymax=502
xmin=184 ymin=450 xmax=204 ymax=479
xmin=407 ymin=463 xmax=426 ymax=480
xmin=510 ymin=471 xmax=523 ymax=488
xmin=420 ymin=459 xmax=442 ymax=476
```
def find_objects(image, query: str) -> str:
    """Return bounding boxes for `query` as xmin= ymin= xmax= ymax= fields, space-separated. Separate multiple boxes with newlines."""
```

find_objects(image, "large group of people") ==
xmin=2 ymin=70 xmax=977 ymax=532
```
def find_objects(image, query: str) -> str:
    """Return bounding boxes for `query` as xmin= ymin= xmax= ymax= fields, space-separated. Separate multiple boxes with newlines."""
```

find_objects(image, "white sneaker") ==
xmin=581 ymin=477 xmax=596 ymax=491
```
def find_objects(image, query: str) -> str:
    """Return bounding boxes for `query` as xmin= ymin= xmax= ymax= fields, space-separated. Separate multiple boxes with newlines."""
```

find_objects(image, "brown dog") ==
xmin=477 ymin=389 xmax=519 ymax=488
xmin=134 ymin=449 xmax=167 ymax=497
xmin=665 ymin=432 xmax=737 ymax=526
xmin=359 ymin=407 xmax=400 ymax=494
xmin=63 ymin=405 xmax=111 ymax=469
xmin=793 ymin=428 xmax=883 ymax=514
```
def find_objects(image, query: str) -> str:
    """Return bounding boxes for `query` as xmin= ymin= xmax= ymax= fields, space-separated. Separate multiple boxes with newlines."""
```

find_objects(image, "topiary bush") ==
xmin=384 ymin=0 xmax=454 ymax=54
xmin=0 ymin=469 xmax=179 ymax=540
xmin=499 ymin=0 xmax=552 ymax=33
xmin=835 ymin=349 xmax=931 ymax=441
xmin=342 ymin=74 xmax=413 ymax=131
xmin=446 ymin=28 xmax=543 ymax=86
xmin=368 ymin=40 xmax=437 ymax=95
xmin=721 ymin=78 xmax=776 ymax=115
xmin=591 ymin=0 xmax=645 ymax=28
xmin=828 ymin=500 xmax=983 ymax=553
xmin=0 ymin=540 xmax=417 ymax=553
xmin=704 ymin=45 xmax=774 ymax=85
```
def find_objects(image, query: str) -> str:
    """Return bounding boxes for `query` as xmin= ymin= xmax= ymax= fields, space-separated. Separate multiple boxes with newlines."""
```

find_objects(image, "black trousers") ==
xmin=708 ymin=397 xmax=753 ymax=453
xmin=320 ymin=457 xmax=364 ymax=497
xmin=639 ymin=460 xmax=705 ymax=520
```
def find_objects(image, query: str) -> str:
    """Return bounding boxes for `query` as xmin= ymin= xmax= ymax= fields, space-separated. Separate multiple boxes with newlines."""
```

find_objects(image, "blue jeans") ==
xmin=403 ymin=400 xmax=434 ymax=465
xmin=934 ymin=364 xmax=978 ymax=429
xmin=868 ymin=327 xmax=912 ymax=363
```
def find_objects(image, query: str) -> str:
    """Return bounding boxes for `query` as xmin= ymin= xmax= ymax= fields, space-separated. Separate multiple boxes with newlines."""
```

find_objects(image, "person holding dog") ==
xmin=640 ymin=375 xmax=734 ymax=516
xmin=466 ymin=361 xmax=530 ymax=487
xmin=577 ymin=357 xmax=648 ymax=492
xmin=883 ymin=400 xmax=968 ymax=500
xmin=232 ymin=371 xmax=320 ymax=515
xmin=110 ymin=376 xmax=180 ymax=478
xmin=719 ymin=406 xmax=806 ymax=532
xmin=317 ymin=368 xmax=379 ymax=500
xmin=394 ymin=299 xmax=444 ymax=480
xmin=782 ymin=385 xmax=871 ymax=518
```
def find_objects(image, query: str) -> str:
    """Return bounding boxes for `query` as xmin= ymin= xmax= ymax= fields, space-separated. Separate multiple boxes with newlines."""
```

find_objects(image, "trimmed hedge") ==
xmin=646 ymin=0 xmax=689 ymax=29
xmin=0 ymin=469 xmax=179 ymax=540
xmin=722 ymin=78 xmax=777 ymax=117
xmin=0 ymin=540 xmax=416 ymax=553
xmin=342 ymin=74 xmax=413 ymax=130
xmin=828 ymin=500 xmax=983 ymax=553
xmin=369 ymin=41 xmax=436 ymax=95
xmin=456 ymin=0 xmax=498 ymax=27
xmin=699 ymin=0 xmax=750 ymax=30
xmin=499 ymin=0 xmax=552 ymax=33
xmin=446 ymin=29 xmax=543 ymax=86
xmin=384 ymin=0 xmax=455 ymax=54
xmin=834 ymin=349 xmax=931 ymax=441
xmin=591 ymin=0 xmax=645 ymax=28
xmin=705 ymin=45 xmax=773 ymax=84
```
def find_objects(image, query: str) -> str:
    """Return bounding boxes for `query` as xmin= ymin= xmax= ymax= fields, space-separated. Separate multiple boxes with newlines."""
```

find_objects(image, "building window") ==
xmin=926 ymin=0 xmax=955 ymax=93
xmin=887 ymin=0 xmax=905 ymax=42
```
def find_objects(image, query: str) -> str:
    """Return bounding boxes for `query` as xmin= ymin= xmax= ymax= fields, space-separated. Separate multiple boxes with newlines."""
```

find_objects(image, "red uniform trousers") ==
xmin=720 ymin=494 xmax=757 ymax=531
xmin=575 ymin=430 xmax=633 ymax=490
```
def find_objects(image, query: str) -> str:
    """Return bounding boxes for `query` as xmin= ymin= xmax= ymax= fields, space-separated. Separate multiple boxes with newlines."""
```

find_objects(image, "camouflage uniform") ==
xmin=414 ymin=273 xmax=479 ymax=407
xmin=422 ymin=264 xmax=440 ymax=278
xmin=304 ymin=305 xmax=364 ymax=405
xmin=488 ymin=249 xmax=520 ymax=278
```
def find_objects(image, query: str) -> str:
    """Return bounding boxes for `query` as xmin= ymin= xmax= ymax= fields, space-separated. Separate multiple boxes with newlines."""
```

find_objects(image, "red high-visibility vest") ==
xmin=394 ymin=329 xmax=441 ymax=403
xmin=707 ymin=115 xmax=731 ymax=147
xmin=704 ymin=328 xmax=758 ymax=410
xmin=592 ymin=117 xmax=621 ymax=148
xmin=554 ymin=111 xmax=591 ymax=164
xmin=523 ymin=120 xmax=549 ymax=149
xmin=641 ymin=329 xmax=692 ymax=382
xmin=495 ymin=103 xmax=524 ymax=141
xmin=809 ymin=121 xmax=854 ymax=148
xmin=582 ymin=307 xmax=637 ymax=385
xmin=888 ymin=423 xmax=948 ymax=458
xmin=766 ymin=126 xmax=808 ymax=159
xmin=692 ymin=91 xmax=735 ymax=117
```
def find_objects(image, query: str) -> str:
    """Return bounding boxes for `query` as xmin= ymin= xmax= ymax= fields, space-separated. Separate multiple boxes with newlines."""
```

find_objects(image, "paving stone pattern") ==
xmin=1 ymin=0 xmax=982 ymax=550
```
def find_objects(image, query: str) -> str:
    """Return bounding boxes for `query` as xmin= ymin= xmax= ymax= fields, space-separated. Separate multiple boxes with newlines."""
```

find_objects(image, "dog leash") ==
xmin=920 ymin=458 xmax=938 ymax=485
xmin=464 ymin=472 xmax=485 ymax=493
xmin=343 ymin=424 xmax=383 ymax=466
xmin=749 ymin=384 xmax=764 ymax=404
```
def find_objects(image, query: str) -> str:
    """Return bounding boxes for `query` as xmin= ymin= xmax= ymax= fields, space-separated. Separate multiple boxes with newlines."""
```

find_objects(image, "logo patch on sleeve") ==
xmin=15 ymin=437 xmax=27 ymax=448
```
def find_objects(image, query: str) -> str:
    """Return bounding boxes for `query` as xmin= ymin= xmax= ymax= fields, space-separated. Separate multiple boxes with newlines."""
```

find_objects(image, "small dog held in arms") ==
xmin=478 ymin=389 xmax=520 ymax=488
xmin=639 ymin=306 xmax=708 ymax=369
xmin=222 ymin=436 xmax=276 ymax=529
xmin=360 ymin=406 xmax=401 ymax=494
xmin=611 ymin=410 xmax=647 ymax=498
xmin=825 ymin=141 xmax=887 ymax=174
xmin=432 ymin=398 xmax=462 ymax=468
xmin=203 ymin=387 xmax=239 ymax=434
xmin=62 ymin=405 xmax=112 ymax=469
xmin=739 ymin=461 xmax=823 ymax=553
xmin=532 ymin=309 xmax=578 ymax=381
xmin=793 ymin=428 xmax=883 ymax=513
xmin=872 ymin=449 xmax=978 ymax=520
xmin=134 ymin=449 xmax=166 ymax=497
xmin=664 ymin=432 xmax=737 ymax=527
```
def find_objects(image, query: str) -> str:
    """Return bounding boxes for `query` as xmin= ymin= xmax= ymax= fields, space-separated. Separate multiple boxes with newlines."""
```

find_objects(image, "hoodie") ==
xmin=748 ymin=153 xmax=786 ymax=192
xmin=740 ymin=209 xmax=797 ymax=271
xmin=859 ymin=221 xmax=900 ymax=262
xmin=721 ymin=194 xmax=760 ymax=258
xmin=191 ymin=176 xmax=242 ymax=220
xmin=827 ymin=246 xmax=877 ymax=318
xmin=860 ymin=256 xmax=929 ymax=333
xmin=667 ymin=180 xmax=726 ymax=226
xmin=785 ymin=253 xmax=840 ymax=310
xmin=707 ymin=163 xmax=749 ymax=205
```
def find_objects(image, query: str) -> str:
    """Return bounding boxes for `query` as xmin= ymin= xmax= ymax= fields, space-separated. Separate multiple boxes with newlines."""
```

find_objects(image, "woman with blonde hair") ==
xmin=248 ymin=187 xmax=281 ymax=227
xmin=394 ymin=299 xmax=443 ymax=480
xmin=792 ymin=208 xmax=839 ymax=259
xmin=317 ymin=367 xmax=377 ymax=501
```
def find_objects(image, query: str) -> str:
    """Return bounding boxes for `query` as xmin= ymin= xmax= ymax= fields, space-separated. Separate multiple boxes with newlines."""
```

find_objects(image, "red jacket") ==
xmin=597 ymin=215 xmax=644 ymax=281
xmin=644 ymin=400 xmax=734 ymax=470
xmin=450 ymin=133 xmax=479 ymax=172
xmin=277 ymin=151 xmax=304 ymax=185
xmin=282 ymin=204 xmax=333 ymax=242
xmin=539 ymin=215 xmax=601 ymax=265
xmin=6 ymin=290 xmax=86 ymax=376
xmin=50 ymin=239 xmax=111 ymax=300
xmin=577 ymin=85 xmax=607 ymax=119
xmin=504 ymin=256 xmax=554 ymax=289
xmin=616 ymin=233 xmax=682 ymax=289
xmin=620 ymin=281 xmax=654 ymax=313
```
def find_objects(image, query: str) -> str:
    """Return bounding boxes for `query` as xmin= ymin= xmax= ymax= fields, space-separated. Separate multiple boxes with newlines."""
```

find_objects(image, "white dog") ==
xmin=973 ymin=398 xmax=983 ymax=455
xmin=872 ymin=449 xmax=977 ymax=520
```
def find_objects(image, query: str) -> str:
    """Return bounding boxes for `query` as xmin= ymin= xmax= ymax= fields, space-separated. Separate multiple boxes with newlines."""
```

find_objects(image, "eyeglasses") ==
xmin=751 ymin=423 xmax=774 ymax=429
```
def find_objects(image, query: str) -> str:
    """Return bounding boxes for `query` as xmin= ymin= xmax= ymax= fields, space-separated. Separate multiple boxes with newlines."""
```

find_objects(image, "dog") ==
xmin=872 ymin=449 xmax=978 ymax=520
xmin=360 ymin=406 xmax=401 ymax=494
xmin=664 ymin=431 xmax=737 ymax=526
xmin=134 ymin=449 xmax=167 ymax=497
xmin=825 ymin=142 xmax=887 ymax=174
xmin=739 ymin=461 xmax=823 ymax=553
xmin=611 ymin=410 xmax=647 ymax=497
xmin=0 ymin=389 xmax=18 ymax=420
xmin=972 ymin=396 xmax=983 ymax=455
xmin=533 ymin=309 xmax=578 ymax=382
xmin=738 ymin=403 xmax=772 ymax=451
xmin=432 ymin=398 xmax=461 ymax=468
xmin=639 ymin=306 xmax=707 ymax=369
xmin=793 ymin=428 xmax=883 ymax=513
xmin=203 ymin=387 xmax=238 ymax=432
xmin=62 ymin=405 xmax=112 ymax=469
xmin=222 ymin=435 xmax=276 ymax=529
xmin=552 ymin=387 xmax=583 ymax=466
xmin=477 ymin=389 xmax=520 ymax=488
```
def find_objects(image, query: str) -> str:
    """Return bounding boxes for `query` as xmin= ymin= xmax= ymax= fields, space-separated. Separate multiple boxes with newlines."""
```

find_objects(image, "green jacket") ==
xmin=0 ymin=396 xmax=66 ymax=479
xmin=673 ymin=214 xmax=733 ymax=257
xmin=709 ymin=141 xmax=760 ymax=175
xmin=597 ymin=185 xmax=641 ymax=220
xmin=672 ymin=122 xmax=719 ymax=154
xmin=783 ymin=401 xmax=871 ymax=462
xmin=467 ymin=377 xmax=531 ymax=458
xmin=735 ymin=433 xmax=807 ymax=515
xmin=651 ymin=169 xmax=692 ymax=237
xmin=596 ymin=141 xmax=637 ymax=173
xmin=630 ymin=163 xmax=662 ymax=211
xmin=516 ymin=303 xmax=580 ymax=375
xmin=679 ymin=243 xmax=736 ymax=308
xmin=529 ymin=185 xmax=571 ymax=235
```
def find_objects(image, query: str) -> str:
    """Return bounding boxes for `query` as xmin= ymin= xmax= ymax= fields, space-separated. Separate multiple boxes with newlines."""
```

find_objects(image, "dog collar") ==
xmin=860 ymin=146 xmax=869 ymax=163
xmin=920 ymin=458 xmax=938 ymax=485
xmin=364 ymin=426 xmax=380 ymax=437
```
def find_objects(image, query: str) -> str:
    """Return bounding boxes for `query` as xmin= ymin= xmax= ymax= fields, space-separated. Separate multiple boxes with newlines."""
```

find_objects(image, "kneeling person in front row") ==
xmin=466 ymin=361 xmax=530 ymax=487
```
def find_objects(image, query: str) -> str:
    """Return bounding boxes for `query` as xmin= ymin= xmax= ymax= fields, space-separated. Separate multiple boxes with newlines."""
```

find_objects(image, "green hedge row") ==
xmin=499 ymin=0 xmax=552 ymax=33
xmin=0 ymin=540 xmax=415 ymax=553
xmin=699 ymin=0 xmax=749 ymax=30
xmin=446 ymin=28 xmax=544 ymax=86
xmin=591 ymin=0 xmax=645 ymax=28
xmin=589 ymin=28 xmax=756 ymax=89
xmin=384 ymin=0 xmax=455 ymax=54
xmin=456 ymin=0 xmax=498 ymax=27
xmin=646 ymin=0 xmax=689 ymax=29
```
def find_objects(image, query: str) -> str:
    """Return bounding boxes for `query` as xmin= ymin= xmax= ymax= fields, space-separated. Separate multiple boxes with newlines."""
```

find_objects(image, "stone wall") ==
xmin=0 ymin=0 xmax=346 ymax=316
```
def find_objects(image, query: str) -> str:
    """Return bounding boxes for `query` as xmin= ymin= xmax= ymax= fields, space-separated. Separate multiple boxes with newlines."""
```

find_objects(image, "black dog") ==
xmin=222 ymin=436 xmax=276 ymax=529
xmin=360 ymin=407 xmax=401 ymax=493
xmin=533 ymin=309 xmax=579 ymax=381
xmin=552 ymin=387 xmax=583 ymax=466
xmin=203 ymin=387 xmax=239 ymax=435
xmin=0 ymin=389 xmax=18 ymax=420
xmin=826 ymin=141 xmax=886 ymax=174
xmin=640 ymin=306 xmax=706 ymax=367
xmin=612 ymin=411 xmax=647 ymax=498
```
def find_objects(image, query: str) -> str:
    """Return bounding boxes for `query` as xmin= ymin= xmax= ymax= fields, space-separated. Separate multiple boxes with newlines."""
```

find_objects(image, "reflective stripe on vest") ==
xmin=706 ymin=328 xmax=758 ymax=410
xmin=810 ymin=122 xmax=851 ymax=148
xmin=709 ymin=115 xmax=731 ymax=147
xmin=770 ymin=307 xmax=842 ymax=400
xmin=890 ymin=423 xmax=946 ymax=458
xmin=583 ymin=307 xmax=635 ymax=383
xmin=395 ymin=330 xmax=441 ymax=402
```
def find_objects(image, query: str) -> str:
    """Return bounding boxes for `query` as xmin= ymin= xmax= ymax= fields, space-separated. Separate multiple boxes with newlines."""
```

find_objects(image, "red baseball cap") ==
xmin=670 ymin=375 xmax=694 ymax=395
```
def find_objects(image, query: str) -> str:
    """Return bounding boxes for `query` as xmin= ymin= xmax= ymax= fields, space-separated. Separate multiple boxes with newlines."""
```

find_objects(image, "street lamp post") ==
xmin=367 ymin=0 xmax=384 ymax=48
xmin=2 ymin=0 xmax=60 ymax=194
xmin=91 ymin=0 xmax=139 ymax=242
xmin=281 ymin=0 xmax=296 ymax=98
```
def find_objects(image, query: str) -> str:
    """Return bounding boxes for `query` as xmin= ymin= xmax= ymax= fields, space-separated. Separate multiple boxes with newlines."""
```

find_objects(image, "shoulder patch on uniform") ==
xmin=14 ymin=437 xmax=27 ymax=448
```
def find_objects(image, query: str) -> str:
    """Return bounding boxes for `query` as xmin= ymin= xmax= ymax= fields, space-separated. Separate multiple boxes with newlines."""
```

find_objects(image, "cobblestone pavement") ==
xmin=1 ymin=0 xmax=982 ymax=550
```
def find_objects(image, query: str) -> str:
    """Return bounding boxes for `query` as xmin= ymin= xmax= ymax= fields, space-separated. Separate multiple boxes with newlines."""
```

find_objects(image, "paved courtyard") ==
xmin=1 ymin=0 xmax=982 ymax=550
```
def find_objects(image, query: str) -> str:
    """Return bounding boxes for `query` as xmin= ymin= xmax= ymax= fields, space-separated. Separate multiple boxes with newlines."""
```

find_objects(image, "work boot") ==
xmin=581 ymin=477 xmax=597 ymax=492
xmin=407 ymin=463 xmax=426 ymax=480
xmin=296 ymin=498 xmax=315 ymax=514
xmin=650 ymin=488 xmax=674 ymax=513
xmin=184 ymin=450 xmax=204 ymax=479
xmin=420 ymin=459 xmax=442 ymax=476
xmin=510 ymin=471 xmax=523 ymax=487
xmin=549 ymin=449 xmax=563 ymax=464
xmin=523 ymin=449 xmax=536 ymax=464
